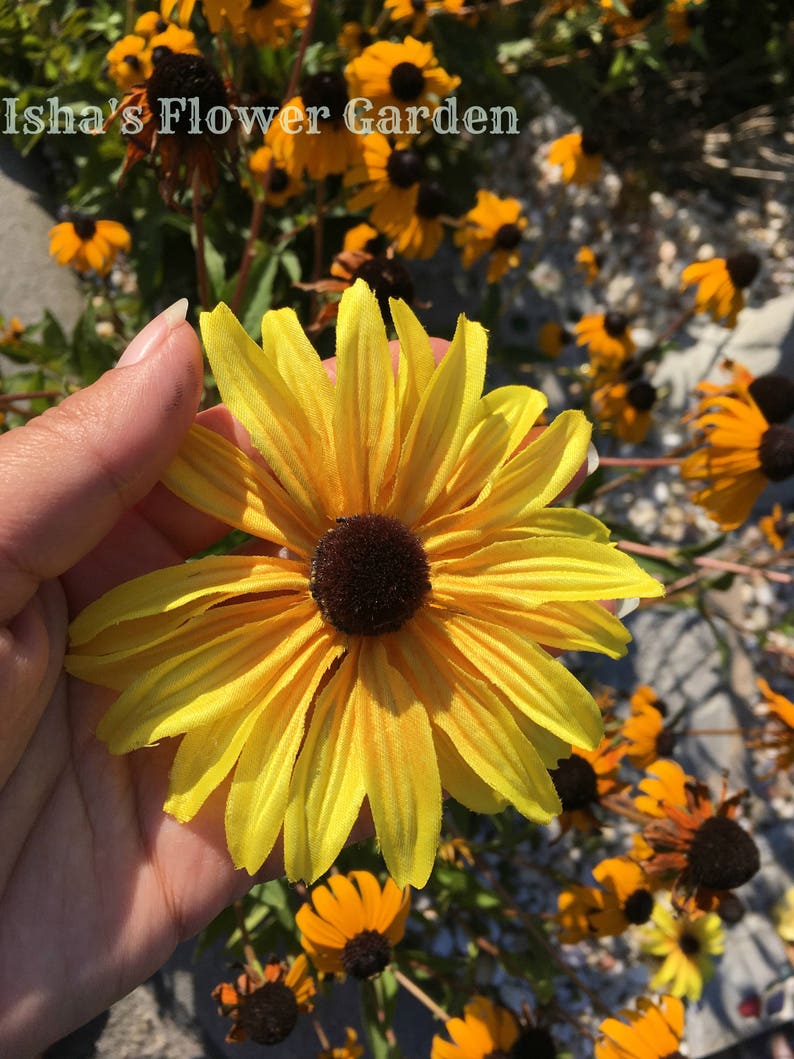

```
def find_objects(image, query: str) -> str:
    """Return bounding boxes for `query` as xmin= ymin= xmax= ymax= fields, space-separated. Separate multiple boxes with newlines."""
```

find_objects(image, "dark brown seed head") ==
xmin=623 ymin=888 xmax=654 ymax=925
xmin=603 ymin=311 xmax=629 ymax=338
xmin=725 ymin=251 xmax=760 ymax=290
xmin=627 ymin=379 xmax=657 ymax=412
xmin=350 ymin=257 xmax=414 ymax=323
xmin=389 ymin=61 xmax=425 ymax=102
xmin=386 ymin=148 xmax=424 ymax=188
xmin=494 ymin=223 xmax=523 ymax=251
xmin=341 ymin=929 xmax=392 ymax=978
xmin=687 ymin=815 xmax=760 ymax=890
xmin=748 ymin=374 xmax=794 ymax=425
xmin=237 ymin=981 xmax=298 ymax=1045
xmin=72 ymin=214 xmax=97 ymax=241
xmin=146 ymin=52 xmax=228 ymax=136
xmin=759 ymin=425 xmax=794 ymax=482
xmin=550 ymin=754 xmax=599 ymax=812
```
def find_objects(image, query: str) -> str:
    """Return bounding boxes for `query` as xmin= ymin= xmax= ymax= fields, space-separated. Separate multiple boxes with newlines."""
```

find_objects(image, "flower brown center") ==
xmin=759 ymin=425 xmax=794 ymax=482
xmin=351 ymin=257 xmax=414 ymax=323
xmin=509 ymin=1026 xmax=558 ymax=1058
xmin=627 ymin=379 xmax=657 ymax=412
xmin=238 ymin=981 xmax=298 ymax=1045
xmin=686 ymin=815 xmax=760 ymax=891
xmin=268 ymin=166 xmax=289 ymax=193
xmin=623 ymin=887 xmax=654 ymax=925
xmin=72 ymin=215 xmax=97 ymax=241
xmin=725 ymin=251 xmax=760 ymax=289
xmin=494 ymin=223 xmax=522 ymax=251
xmin=550 ymin=754 xmax=598 ymax=811
xmin=310 ymin=514 xmax=430 ymax=635
xmin=603 ymin=311 xmax=629 ymax=338
xmin=341 ymin=929 xmax=392 ymax=978
xmin=748 ymin=374 xmax=794 ymax=425
xmin=580 ymin=131 xmax=601 ymax=156
xmin=123 ymin=54 xmax=141 ymax=70
xmin=389 ymin=60 xmax=425 ymax=101
xmin=655 ymin=728 xmax=677 ymax=757
xmin=146 ymin=52 xmax=228 ymax=136
xmin=302 ymin=71 xmax=349 ymax=122
xmin=416 ymin=180 xmax=446 ymax=218
xmin=679 ymin=931 xmax=701 ymax=956
xmin=386 ymin=148 xmax=424 ymax=188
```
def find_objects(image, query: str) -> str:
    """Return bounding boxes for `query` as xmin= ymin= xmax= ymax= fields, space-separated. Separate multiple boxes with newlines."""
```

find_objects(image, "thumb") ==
xmin=0 ymin=300 xmax=203 ymax=623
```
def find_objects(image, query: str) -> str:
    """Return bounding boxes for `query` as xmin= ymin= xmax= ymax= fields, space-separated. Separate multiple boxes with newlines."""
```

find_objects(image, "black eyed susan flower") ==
xmin=112 ymin=50 xmax=237 ymax=208
xmin=0 ymin=316 xmax=25 ymax=348
xmin=345 ymin=37 xmax=460 ymax=127
xmin=548 ymin=131 xmax=602 ymax=186
xmin=343 ymin=222 xmax=383 ymax=254
xmin=106 ymin=35 xmax=153 ymax=90
xmin=66 ymin=280 xmax=662 ymax=887
xmin=633 ymin=759 xmax=692 ymax=819
xmin=622 ymin=685 xmax=677 ymax=768
xmin=574 ymin=311 xmax=636 ymax=378
xmin=454 ymin=191 xmax=527 ymax=284
xmin=591 ymin=362 xmax=658 ymax=444
xmin=576 ymin=244 xmax=601 ymax=284
xmin=681 ymin=384 xmax=794 ymax=530
xmin=556 ymin=882 xmax=605 ymax=944
xmin=641 ymin=772 xmax=760 ymax=912
xmin=752 ymin=679 xmax=794 ymax=774
xmin=388 ymin=178 xmax=448 ymax=258
xmin=267 ymin=72 xmax=364 ymax=181
xmin=759 ymin=502 xmax=790 ymax=551
xmin=134 ymin=11 xmax=171 ymax=38
xmin=588 ymin=856 xmax=657 ymax=937
xmin=642 ymin=904 xmax=724 ymax=1001
xmin=248 ymin=145 xmax=304 ymax=206
xmin=212 ymin=955 xmax=315 ymax=1045
xmin=243 ymin=0 xmax=310 ymax=47
xmin=149 ymin=21 xmax=200 ymax=61
xmin=680 ymin=251 xmax=760 ymax=329
xmin=338 ymin=22 xmax=376 ymax=58
xmin=431 ymin=996 xmax=558 ymax=1059
xmin=537 ymin=322 xmax=571 ymax=359
xmin=550 ymin=735 xmax=628 ymax=833
xmin=595 ymin=995 xmax=685 ymax=1059
xmin=299 ymin=249 xmax=415 ymax=331
xmin=297 ymin=871 xmax=409 ymax=978
xmin=385 ymin=0 xmax=466 ymax=34
xmin=49 ymin=215 xmax=131 ymax=276
xmin=318 ymin=1028 xmax=365 ymax=1059
xmin=202 ymin=0 xmax=248 ymax=34
xmin=345 ymin=133 xmax=424 ymax=233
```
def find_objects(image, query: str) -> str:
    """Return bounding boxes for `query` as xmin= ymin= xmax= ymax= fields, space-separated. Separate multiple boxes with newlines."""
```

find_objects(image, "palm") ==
xmin=0 ymin=488 xmax=260 ymax=1057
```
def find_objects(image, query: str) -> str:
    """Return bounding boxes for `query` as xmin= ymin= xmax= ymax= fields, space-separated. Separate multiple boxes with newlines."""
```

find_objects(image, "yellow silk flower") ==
xmin=66 ymin=281 xmax=662 ymax=887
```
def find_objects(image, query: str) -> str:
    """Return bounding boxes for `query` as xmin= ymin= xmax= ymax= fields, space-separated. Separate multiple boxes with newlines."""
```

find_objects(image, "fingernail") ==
xmin=116 ymin=298 xmax=189 ymax=368
xmin=616 ymin=597 xmax=639 ymax=619
xmin=586 ymin=442 xmax=600 ymax=476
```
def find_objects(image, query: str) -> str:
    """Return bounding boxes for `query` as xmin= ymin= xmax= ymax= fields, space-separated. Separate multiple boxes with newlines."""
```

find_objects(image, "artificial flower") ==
xmin=267 ymin=73 xmax=363 ymax=180
xmin=106 ymin=35 xmax=153 ymax=89
xmin=622 ymin=685 xmax=677 ymax=768
xmin=537 ymin=322 xmax=571 ymax=359
xmin=642 ymin=904 xmax=724 ymax=1000
xmin=681 ymin=384 xmax=794 ymax=531
xmin=297 ymin=871 xmax=409 ymax=978
xmin=48 ymin=216 xmax=131 ymax=276
xmin=680 ymin=252 xmax=760 ymax=329
xmin=454 ymin=190 xmax=527 ymax=284
xmin=595 ymin=994 xmax=685 ymax=1059
xmin=548 ymin=131 xmax=602 ymax=185
xmin=345 ymin=37 xmax=460 ymax=126
xmin=575 ymin=311 xmax=636 ymax=379
xmin=212 ymin=955 xmax=315 ymax=1045
xmin=318 ymin=1028 xmax=365 ymax=1059
xmin=431 ymin=996 xmax=557 ymax=1059
xmin=66 ymin=280 xmax=662 ymax=887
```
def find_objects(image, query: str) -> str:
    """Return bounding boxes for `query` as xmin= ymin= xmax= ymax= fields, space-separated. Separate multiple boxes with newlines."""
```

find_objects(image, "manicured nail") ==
xmin=616 ymin=597 xmax=639 ymax=619
xmin=116 ymin=298 xmax=189 ymax=367
xmin=586 ymin=442 xmax=600 ymax=476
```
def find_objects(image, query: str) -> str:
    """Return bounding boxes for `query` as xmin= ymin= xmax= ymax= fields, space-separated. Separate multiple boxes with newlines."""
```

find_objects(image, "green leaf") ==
xmin=241 ymin=253 xmax=279 ymax=336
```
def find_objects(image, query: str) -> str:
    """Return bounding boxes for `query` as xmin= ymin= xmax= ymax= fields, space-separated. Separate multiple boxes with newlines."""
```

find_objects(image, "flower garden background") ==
xmin=2 ymin=0 xmax=794 ymax=1056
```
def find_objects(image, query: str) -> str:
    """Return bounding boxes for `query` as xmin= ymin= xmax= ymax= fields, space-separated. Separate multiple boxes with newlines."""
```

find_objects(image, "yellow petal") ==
xmin=355 ymin=639 xmax=441 ymax=888
xmin=387 ymin=313 xmax=487 ymax=525
xmin=161 ymin=423 xmax=324 ymax=555
xmin=332 ymin=280 xmax=396 ymax=511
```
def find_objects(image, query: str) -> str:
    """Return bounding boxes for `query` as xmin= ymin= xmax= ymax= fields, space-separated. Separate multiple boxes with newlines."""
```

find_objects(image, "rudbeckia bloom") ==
xmin=454 ymin=190 xmax=527 ymax=284
xmin=537 ymin=322 xmax=571 ymax=359
xmin=345 ymin=37 xmax=460 ymax=126
xmin=753 ymin=678 xmax=794 ymax=774
xmin=576 ymin=245 xmax=601 ymax=284
xmin=758 ymin=502 xmax=789 ymax=551
xmin=248 ymin=145 xmax=304 ymax=206
xmin=431 ymin=996 xmax=557 ymax=1059
xmin=389 ymin=179 xmax=448 ymax=258
xmin=212 ymin=955 xmax=315 ymax=1045
xmin=385 ymin=0 xmax=465 ymax=35
xmin=633 ymin=759 xmax=691 ymax=818
xmin=642 ymin=904 xmax=724 ymax=1001
xmin=548 ymin=131 xmax=602 ymax=186
xmin=267 ymin=73 xmax=363 ymax=180
xmin=106 ymin=35 xmax=153 ymax=89
xmin=297 ymin=871 xmax=409 ymax=978
xmin=66 ymin=280 xmax=662 ymax=887
xmin=243 ymin=0 xmax=309 ymax=45
xmin=588 ymin=856 xmax=657 ymax=936
xmin=0 ymin=315 xmax=25 ymax=347
xmin=681 ymin=385 xmax=794 ymax=531
xmin=591 ymin=363 xmax=658 ymax=444
xmin=595 ymin=994 xmax=685 ymax=1059
xmin=622 ymin=685 xmax=677 ymax=768
xmin=550 ymin=735 xmax=627 ymax=833
xmin=338 ymin=22 xmax=375 ymax=58
xmin=319 ymin=1028 xmax=364 ymax=1059
xmin=48 ymin=216 xmax=131 ymax=276
xmin=299 ymin=250 xmax=415 ymax=331
xmin=680 ymin=251 xmax=760 ymax=329
xmin=344 ymin=133 xmax=424 ymax=232
xmin=641 ymin=772 xmax=760 ymax=911
xmin=575 ymin=311 xmax=636 ymax=378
